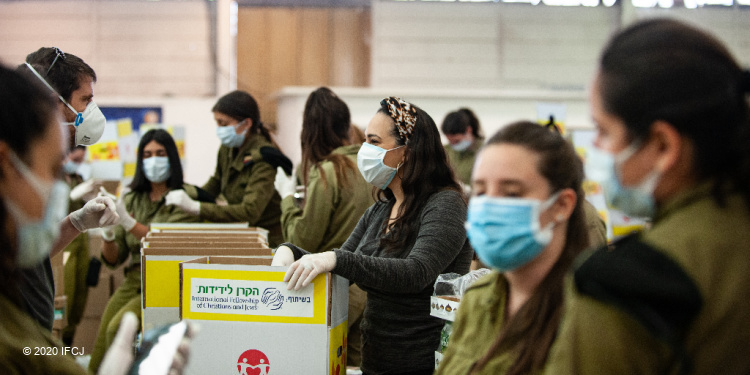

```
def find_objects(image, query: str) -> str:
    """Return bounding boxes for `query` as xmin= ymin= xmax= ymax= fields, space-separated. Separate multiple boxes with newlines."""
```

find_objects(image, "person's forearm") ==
xmin=50 ymin=216 xmax=82 ymax=257
xmin=128 ymin=221 xmax=149 ymax=241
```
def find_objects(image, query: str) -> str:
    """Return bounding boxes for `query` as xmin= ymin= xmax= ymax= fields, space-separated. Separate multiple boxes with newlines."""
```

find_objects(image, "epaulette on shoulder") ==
xmin=574 ymin=234 xmax=703 ymax=374
xmin=260 ymin=146 xmax=292 ymax=175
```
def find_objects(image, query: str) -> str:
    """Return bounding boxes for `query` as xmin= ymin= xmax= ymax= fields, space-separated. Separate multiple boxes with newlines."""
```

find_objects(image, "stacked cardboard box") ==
xmin=141 ymin=223 xmax=273 ymax=332
xmin=179 ymin=256 xmax=348 ymax=375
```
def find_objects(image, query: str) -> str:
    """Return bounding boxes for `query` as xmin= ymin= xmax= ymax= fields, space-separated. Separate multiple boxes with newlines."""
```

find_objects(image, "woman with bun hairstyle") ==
xmin=166 ymin=90 xmax=292 ymax=246
xmin=545 ymin=18 xmax=750 ymax=374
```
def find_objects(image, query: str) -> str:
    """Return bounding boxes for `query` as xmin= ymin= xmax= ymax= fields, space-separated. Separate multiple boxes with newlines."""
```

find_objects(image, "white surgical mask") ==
xmin=216 ymin=121 xmax=247 ymax=148
xmin=142 ymin=156 xmax=171 ymax=183
xmin=24 ymin=63 xmax=107 ymax=146
xmin=4 ymin=152 xmax=70 ymax=268
xmin=357 ymin=142 xmax=404 ymax=190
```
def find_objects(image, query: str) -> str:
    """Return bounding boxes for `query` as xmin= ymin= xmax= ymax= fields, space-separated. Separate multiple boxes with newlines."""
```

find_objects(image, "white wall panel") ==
xmin=0 ymin=1 xmax=214 ymax=97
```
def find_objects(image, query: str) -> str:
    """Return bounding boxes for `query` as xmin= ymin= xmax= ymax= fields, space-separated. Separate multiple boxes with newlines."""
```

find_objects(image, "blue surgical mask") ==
xmin=216 ymin=121 xmax=247 ymax=148
xmin=451 ymin=138 xmax=473 ymax=152
xmin=4 ymin=152 xmax=70 ymax=268
xmin=586 ymin=143 xmax=660 ymax=218
xmin=466 ymin=193 xmax=559 ymax=272
xmin=63 ymin=160 xmax=80 ymax=175
xmin=142 ymin=156 xmax=171 ymax=183
xmin=357 ymin=142 xmax=404 ymax=190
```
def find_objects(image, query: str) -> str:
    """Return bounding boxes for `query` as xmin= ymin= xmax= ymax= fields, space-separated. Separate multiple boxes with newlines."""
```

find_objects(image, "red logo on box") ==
xmin=237 ymin=349 xmax=270 ymax=375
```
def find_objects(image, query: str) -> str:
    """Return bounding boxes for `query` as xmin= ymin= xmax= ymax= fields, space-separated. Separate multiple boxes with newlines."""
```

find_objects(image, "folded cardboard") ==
xmin=53 ymin=295 xmax=68 ymax=330
xmin=180 ymin=257 xmax=348 ymax=375
xmin=142 ymin=248 xmax=272 ymax=331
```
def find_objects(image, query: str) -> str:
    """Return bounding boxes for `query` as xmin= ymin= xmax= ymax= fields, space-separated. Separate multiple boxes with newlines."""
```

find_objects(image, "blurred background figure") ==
xmin=441 ymin=108 xmax=484 ymax=194
xmin=61 ymin=145 xmax=102 ymax=346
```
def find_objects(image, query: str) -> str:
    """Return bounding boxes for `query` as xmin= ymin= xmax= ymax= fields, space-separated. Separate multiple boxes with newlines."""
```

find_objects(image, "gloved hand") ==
xmin=114 ymin=199 xmax=137 ymax=232
xmin=274 ymin=166 xmax=296 ymax=200
xmin=69 ymin=179 xmax=102 ymax=202
xmin=69 ymin=195 xmax=120 ymax=232
xmin=283 ymin=251 xmax=336 ymax=291
xmin=165 ymin=190 xmax=200 ymax=216
xmin=271 ymin=245 xmax=295 ymax=267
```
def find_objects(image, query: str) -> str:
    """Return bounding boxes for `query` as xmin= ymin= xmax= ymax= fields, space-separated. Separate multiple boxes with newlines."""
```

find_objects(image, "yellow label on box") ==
xmin=329 ymin=320 xmax=347 ymax=374
xmin=181 ymin=268 xmax=327 ymax=324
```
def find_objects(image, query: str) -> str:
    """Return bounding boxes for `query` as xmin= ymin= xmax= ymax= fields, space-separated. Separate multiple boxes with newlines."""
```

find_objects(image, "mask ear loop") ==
xmin=24 ymin=62 xmax=81 ymax=125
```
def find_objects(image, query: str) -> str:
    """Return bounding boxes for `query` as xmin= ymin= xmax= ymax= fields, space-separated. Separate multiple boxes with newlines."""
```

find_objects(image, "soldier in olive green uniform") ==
xmin=436 ymin=122 xmax=594 ymax=375
xmin=280 ymin=145 xmax=373 ymax=252
xmin=275 ymin=87 xmax=374 ymax=366
xmin=90 ymin=130 xmax=200 ymax=373
xmin=200 ymin=132 xmax=286 ymax=245
xmin=165 ymin=90 xmax=291 ymax=247
xmin=444 ymin=139 xmax=482 ymax=187
xmin=61 ymin=169 xmax=88 ymax=345
xmin=544 ymin=19 xmax=750 ymax=375
xmin=441 ymin=108 xmax=483 ymax=188
xmin=60 ymin=145 xmax=102 ymax=345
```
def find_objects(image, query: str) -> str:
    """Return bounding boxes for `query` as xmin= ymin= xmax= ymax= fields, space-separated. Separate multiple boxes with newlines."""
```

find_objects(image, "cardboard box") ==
xmin=180 ymin=257 xmax=348 ymax=375
xmin=141 ymin=247 xmax=273 ymax=332
xmin=430 ymin=295 xmax=461 ymax=321
xmin=53 ymin=295 xmax=68 ymax=330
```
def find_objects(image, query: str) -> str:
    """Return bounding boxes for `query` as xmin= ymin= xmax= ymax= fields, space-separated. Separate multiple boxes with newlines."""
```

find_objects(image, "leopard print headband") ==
xmin=381 ymin=97 xmax=417 ymax=143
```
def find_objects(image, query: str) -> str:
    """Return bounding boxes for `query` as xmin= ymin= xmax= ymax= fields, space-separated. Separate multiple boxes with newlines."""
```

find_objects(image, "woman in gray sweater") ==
xmin=275 ymin=97 xmax=473 ymax=375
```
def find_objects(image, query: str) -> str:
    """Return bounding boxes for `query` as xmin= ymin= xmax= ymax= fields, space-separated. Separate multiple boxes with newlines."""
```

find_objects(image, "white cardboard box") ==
xmin=180 ymin=257 xmax=349 ymax=375
xmin=430 ymin=295 xmax=461 ymax=322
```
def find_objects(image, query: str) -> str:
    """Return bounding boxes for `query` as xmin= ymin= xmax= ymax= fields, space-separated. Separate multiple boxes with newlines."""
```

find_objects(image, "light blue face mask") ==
xmin=4 ymin=152 xmax=70 ymax=268
xmin=451 ymin=138 xmax=473 ymax=152
xmin=142 ymin=156 xmax=171 ymax=183
xmin=216 ymin=120 xmax=247 ymax=148
xmin=357 ymin=142 xmax=404 ymax=190
xmin=585 ymin=143 xmax=660 ymax=218
xmin=63 ymin=160 xmax=80 ymax=175
xmin=465 ymin=193 xmax=559 ymax=272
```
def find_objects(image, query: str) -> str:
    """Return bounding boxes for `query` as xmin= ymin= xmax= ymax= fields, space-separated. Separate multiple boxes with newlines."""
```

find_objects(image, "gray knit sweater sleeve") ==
xmin=333 ymin=189 xmax=473 ymax=292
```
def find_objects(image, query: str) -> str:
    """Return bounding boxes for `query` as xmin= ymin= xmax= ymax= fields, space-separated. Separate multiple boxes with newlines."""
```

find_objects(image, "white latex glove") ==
xmin=97 ymin=312 xmax=138 ymax=375
xmin=114 ymin=199 xmax=137 ymax=232
xmin=69 ymin=195 xmax=120 ymax=232
xmin=165 ymin=190 xmax=200 ymax=216
xmin=69 ymin=179 xmax=102 ymax=202
xmin=274 ymin=166 xmax=296 ymax=200
xmin=271 ymin=245 xmax=295 ymax=267
xmin=283 ymin=251 xmax=336 ymax=291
